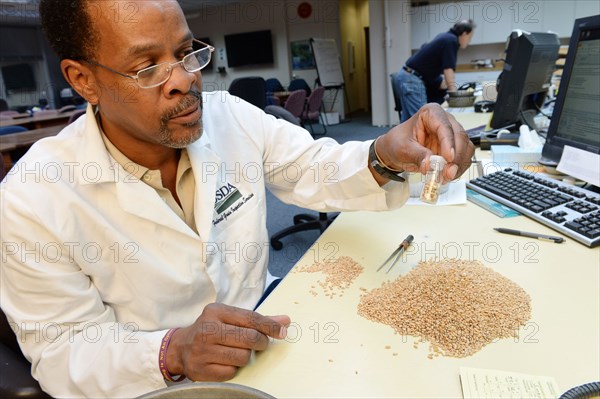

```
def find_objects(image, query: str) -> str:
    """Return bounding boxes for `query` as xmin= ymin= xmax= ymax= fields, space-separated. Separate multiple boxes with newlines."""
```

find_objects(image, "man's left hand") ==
xmin=373 ymin=103 xmax=475 ymax=183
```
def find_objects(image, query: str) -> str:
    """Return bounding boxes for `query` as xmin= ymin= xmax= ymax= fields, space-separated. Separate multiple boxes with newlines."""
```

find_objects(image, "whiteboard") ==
xmin=310 ymin=38 xmax=344 ymax=88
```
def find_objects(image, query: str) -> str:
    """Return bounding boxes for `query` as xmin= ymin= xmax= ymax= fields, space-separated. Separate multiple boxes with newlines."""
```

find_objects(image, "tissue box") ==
xmin=491 ymin=145 xmax=543 ymax=168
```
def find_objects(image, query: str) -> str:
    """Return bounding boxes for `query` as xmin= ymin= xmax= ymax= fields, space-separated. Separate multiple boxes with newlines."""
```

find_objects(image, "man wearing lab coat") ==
xmin=0 ymin=0 xmax=474 ymax=397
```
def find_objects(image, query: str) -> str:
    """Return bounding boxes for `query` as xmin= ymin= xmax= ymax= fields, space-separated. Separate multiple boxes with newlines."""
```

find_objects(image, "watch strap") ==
xmin=369 ymin=140 xmax=406 ymax=182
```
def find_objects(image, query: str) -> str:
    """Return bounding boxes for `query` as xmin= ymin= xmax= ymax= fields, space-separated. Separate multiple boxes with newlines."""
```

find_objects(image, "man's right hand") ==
xmin=165 ymin=303 xmax=290 ymax=381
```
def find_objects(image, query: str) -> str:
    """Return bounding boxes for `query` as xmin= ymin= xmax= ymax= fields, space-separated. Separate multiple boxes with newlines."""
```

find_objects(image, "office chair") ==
xmin=0 ymin=99 xmax=9 ymax=112
xmin=0 ymin=125 xmax=28 ymax=136
xmin=265 ymin=78 xmax=285 ymax=93
xmin=265 ymin=78 xmax=285 ymax=106
xmin=67 ymin=109 xmax=86 ymax=124
xmin=266 ymin=94 xmax=338 ymax=250
xmin=0 ymin=308 xmax=52 ymax=399
xmin=282 ymin=90 xmax=307 ymax=125
xmin=389 ymin=72 xmax=403 ymax=121
xmin=301 ymin=86 xmax=327 ymax=136
xmin=228 ymin=77 xmax=267 ymax=109
xmin=58 ymin=105 xmax=76 ymax=113
xmin=288 ymin=78 xmax=311 ymax=97
xmin=264 ymin=105 xmax=301 ymax=126
xmin=270 ymin=212 xmax=338 ymax=250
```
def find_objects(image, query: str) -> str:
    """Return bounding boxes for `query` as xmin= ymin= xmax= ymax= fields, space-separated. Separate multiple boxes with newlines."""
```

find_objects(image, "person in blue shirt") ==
xmin=396 ymin=19 xmax=475 ymax=122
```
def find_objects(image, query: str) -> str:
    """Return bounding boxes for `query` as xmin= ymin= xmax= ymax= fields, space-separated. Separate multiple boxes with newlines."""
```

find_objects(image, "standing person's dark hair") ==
xmin=39 ymin=0 xmax=99 ymax=61
xmin=450 ymin=19 xmax=476 ymax=36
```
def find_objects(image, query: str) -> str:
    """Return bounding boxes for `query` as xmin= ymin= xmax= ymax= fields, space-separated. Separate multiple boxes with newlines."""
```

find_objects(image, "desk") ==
xmin=0 ymin=125 xmax=65 ymax=174
xmin=229 ymin=113 xmax=599 ymax=397
xmin=0 ymin=110 xmax=79 ymax=129
xmin=0 ymin=125 xmax=64 ymax=153
xmin=272 ymin=91 xmax=291 ymax=105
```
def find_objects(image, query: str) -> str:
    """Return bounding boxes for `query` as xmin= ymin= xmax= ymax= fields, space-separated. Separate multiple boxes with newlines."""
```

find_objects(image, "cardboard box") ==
xmin=321 ymin=112 xmax=339 ymax=125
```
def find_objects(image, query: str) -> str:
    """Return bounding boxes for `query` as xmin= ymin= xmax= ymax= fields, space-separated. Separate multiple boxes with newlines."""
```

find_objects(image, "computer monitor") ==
xmin=490 ymin=30 xmax=560 ymax=130
xmin=540 ymin=15 xmax=600 ymax=187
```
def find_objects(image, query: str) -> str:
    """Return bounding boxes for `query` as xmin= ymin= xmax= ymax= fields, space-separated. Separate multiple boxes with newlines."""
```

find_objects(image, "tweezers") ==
xmin=377 ymin=234 xmax=414 ymax=273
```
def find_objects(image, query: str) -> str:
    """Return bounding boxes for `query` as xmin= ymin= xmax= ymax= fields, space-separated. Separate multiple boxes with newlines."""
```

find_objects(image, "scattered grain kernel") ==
xmin=357 ymin=259 xmax=531 ymax=358
xmin=296 ymin=256 xmax=364 ymax=296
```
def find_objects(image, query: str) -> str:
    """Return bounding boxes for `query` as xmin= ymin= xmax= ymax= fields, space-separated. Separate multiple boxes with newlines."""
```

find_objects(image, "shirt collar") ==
xmin=96 ymin=112 xmax=192 ymax=187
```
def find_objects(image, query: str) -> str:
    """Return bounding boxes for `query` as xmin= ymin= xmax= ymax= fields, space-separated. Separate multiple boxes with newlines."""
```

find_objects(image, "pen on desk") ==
xmin=494 ymin=227 xmax=565 ymax=243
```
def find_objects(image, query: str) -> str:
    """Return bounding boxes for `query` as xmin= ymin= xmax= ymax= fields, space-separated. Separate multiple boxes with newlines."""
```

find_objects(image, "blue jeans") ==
xmin=397 ymin=69 xmax=427 ymax=122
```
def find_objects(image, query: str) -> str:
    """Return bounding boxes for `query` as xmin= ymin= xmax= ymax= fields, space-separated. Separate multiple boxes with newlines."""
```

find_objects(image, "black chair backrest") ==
xmin=389 ymin=72 xmax=402 ymax=120
xmin=0 ymin=98 xmax=8 ymax=112
xmin=265 ymin=78 xmax=285 ymax=93
xmin=228 ymin=77 xmax=267 ymax=109
xmin=288 ymin=78 xmax=311 ymax=97
xmin=0 ymin=126 xmax=28 ymax=136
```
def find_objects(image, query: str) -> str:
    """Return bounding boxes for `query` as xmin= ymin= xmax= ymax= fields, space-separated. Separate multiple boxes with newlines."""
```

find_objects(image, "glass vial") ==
xmin=420 ymin=155 xmax=446 ymax=204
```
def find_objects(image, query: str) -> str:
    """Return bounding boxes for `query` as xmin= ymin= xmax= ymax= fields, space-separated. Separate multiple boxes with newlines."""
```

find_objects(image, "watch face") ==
xmin=297 ymin=2 xmax=312 ymax=19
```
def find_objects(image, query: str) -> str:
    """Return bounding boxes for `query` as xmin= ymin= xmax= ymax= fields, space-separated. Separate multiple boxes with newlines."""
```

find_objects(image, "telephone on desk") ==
xmin=466 ymin=124 xmax=519 ymax=149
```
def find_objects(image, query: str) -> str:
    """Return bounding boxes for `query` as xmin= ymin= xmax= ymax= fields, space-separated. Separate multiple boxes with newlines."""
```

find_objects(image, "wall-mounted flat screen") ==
xmin=2 ymin=63 xmax=36 ymax=94
xmin=225 ymin=30 xmax=274 ymax=67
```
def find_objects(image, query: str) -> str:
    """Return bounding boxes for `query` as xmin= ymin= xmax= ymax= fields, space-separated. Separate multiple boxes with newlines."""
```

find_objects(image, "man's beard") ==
xmin=158 ymin=90 xmax=203 ymax=149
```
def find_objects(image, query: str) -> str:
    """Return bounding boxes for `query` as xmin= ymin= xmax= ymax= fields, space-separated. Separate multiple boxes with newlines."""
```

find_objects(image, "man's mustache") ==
xmin=162 ymin=90 xmax=202 ymax=122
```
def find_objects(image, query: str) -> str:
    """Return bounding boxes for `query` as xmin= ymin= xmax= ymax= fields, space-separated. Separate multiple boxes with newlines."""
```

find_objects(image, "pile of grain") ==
xmin=296 ymin=256 xmax=363 ymax=298
xmin=357 ymin=259 xmax=531 ymax=357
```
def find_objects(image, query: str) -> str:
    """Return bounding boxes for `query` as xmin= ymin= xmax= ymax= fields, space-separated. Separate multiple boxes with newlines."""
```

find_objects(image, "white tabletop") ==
xmin=228 ymin=112 xmax=599 ymax=398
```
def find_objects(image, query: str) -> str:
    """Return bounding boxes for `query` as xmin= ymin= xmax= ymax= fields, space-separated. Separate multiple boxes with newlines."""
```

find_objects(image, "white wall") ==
xmin=369 ymin=0 xmax=411 ymax=127
xmin=185 ymin=0 xmax=342 ymax=110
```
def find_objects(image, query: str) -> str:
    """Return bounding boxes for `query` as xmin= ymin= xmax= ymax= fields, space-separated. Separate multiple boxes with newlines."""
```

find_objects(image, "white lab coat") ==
xmin=0 ymin=91 xmax=408 ymax=398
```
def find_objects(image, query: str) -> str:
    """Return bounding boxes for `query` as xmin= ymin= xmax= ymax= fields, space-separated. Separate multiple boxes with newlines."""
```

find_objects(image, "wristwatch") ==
xmin=369 ymin=140 xmax=405 ymax=182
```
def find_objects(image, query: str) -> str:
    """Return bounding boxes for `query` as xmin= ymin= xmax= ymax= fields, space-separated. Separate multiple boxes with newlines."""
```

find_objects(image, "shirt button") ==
xmin=143 ymin=175 xmax=151 ymax=181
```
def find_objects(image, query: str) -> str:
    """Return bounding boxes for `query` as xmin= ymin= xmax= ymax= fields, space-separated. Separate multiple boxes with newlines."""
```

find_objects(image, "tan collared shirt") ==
xmin=100 ymin=132 xmax=197 ymax=234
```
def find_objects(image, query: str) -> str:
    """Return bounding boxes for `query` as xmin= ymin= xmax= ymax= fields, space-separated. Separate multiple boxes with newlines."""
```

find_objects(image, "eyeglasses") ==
xmin=86 ymin=39 xmax=214 ymax=89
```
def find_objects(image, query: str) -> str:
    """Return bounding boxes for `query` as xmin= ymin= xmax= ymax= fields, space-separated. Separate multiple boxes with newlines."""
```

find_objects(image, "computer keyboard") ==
xmin=467 ymin=169 xmax=600 ymax=247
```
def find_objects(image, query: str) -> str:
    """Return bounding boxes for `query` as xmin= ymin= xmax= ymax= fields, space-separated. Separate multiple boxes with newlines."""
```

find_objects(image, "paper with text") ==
xmin=408 ymin=181 xmax=467 ymax=206
xmin=460 ymin=367 xmax=560 ymax=399
xmin=557 ymin=145 xmax=600 ymax=187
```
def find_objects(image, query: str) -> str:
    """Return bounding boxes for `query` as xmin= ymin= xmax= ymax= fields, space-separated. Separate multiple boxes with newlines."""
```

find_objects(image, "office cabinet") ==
xmin=542 ymin=1 xmax=575 ymax=38
xmin=511 ymin=1 xmax=543 ymax=34
xmin=472 ymin=1 xmax=517 ymax=45
xmin=410 ymin=0 xmax=599 ymax=48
